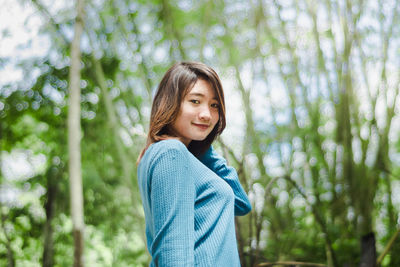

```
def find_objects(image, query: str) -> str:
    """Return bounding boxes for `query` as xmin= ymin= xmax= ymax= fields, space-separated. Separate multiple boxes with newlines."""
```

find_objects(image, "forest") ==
xmin=1 ymin=0 xmax=400 ymax=266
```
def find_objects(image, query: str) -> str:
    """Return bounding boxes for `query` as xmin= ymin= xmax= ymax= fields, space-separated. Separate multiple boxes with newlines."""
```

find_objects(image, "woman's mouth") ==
xmin=192 ymin=123 xmax=210 ymax=130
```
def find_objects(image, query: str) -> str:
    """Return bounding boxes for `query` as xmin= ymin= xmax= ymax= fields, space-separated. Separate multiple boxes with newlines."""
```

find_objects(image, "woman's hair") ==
xmin=137 ymin=61 xmax=226 ymax=163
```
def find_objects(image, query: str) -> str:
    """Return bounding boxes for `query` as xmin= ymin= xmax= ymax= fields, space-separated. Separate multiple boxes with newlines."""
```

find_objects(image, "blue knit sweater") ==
xmin=138 ymin=139 xmax=252 ymax=266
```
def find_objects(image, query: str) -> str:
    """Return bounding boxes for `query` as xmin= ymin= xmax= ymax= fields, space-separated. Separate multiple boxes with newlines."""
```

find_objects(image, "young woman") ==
xmin=137 ymin=61 xmax=252 ymax=266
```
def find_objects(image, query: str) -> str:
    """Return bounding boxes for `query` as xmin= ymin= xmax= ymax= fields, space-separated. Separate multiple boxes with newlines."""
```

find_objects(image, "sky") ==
xmin=0 ymin=0 xmax=50 ymax=85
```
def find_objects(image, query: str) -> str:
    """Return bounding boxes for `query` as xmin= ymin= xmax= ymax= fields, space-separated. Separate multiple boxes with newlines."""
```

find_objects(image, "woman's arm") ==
xmin=149 ymin=144 xmax=195 ymax=266
xmin=199 ymin=146 xmax=252 ymax=216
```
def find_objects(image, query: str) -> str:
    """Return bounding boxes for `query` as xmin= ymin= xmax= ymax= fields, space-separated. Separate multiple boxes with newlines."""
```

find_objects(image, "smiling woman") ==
xmin=170 ymin=79 xmax=220 ymax=146
xmin=136 ymin=61 xmax=251 ymax=266
xmin=138 ymin=61 xmax=227 ymax=158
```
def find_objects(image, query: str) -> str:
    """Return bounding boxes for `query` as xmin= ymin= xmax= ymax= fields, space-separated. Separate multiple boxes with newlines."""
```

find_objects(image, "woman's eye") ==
xmin=190 ymin=99 xmax=200 ymax=104
xmin=211 ymin=103 xmax=219 ymax=109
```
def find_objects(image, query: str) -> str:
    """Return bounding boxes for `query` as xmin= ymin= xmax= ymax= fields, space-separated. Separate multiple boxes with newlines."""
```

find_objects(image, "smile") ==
xmin=192 ymin=123 xmax=210 ymax=130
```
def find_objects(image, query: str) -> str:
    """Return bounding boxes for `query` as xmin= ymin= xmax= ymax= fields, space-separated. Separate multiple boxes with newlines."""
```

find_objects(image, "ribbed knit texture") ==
xmin=138 ymin=139 xmax=252 ymax=266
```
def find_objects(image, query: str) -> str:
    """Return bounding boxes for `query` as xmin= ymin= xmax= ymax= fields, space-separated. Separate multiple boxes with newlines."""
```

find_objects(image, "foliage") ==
xmin=1 ymin=0 xmax=399 ymax=266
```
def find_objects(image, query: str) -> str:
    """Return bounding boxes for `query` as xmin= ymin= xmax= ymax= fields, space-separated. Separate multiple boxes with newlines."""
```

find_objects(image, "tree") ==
xmin=67 ymin=0 xmax=85 ymax=265
xmin=1 ymin=0 xmax=399 ymax=266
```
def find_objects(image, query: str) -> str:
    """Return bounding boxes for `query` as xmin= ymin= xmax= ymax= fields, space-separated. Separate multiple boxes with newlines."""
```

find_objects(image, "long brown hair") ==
xmin=137 ymin=61 xmax=226 ymax=163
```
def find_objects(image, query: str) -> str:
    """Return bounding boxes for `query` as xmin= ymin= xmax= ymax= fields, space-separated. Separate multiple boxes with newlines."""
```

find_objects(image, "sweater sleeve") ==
xmin=149 ymin=145 xmax=195 ymax=266
xmin=199 ymin=146 xmax=252 ymax=216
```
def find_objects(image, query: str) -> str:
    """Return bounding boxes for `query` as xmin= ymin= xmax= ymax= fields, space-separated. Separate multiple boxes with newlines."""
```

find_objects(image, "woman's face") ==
xmin=170 ymin=79 xmax=220 ymax=146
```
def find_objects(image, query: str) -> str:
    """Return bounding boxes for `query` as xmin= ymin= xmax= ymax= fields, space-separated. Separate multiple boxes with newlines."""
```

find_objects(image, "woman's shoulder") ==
xmin=150 ymin=139 xmax=188 ymax=153
xmin=141 ymin=139 xmax=190 ymax=165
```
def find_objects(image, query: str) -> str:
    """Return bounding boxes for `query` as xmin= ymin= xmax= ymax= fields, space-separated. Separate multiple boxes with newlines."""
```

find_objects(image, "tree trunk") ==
xmin=360 ymin=232 xmax=376 ymax=267
xmin=42 ymin=166 xmax=57 ymax=267
xmin=67 ymin=0 xmax=85 ymax=266
xmin=389 ymin=237 xmax=400 ymax=267
xmin=0 ymin=206 xmax=15 ymax=267
xmin=0 ymin=151 xmax=15 ymax=267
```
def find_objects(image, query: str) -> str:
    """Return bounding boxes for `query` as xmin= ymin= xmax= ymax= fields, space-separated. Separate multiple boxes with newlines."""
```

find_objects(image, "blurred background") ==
xmin=1 ymin=0 xmax=400 ymax=266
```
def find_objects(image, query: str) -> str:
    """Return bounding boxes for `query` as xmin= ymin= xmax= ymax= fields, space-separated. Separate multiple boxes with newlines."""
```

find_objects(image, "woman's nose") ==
xmin=199 ymin=106 xmax=211 ymax=121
